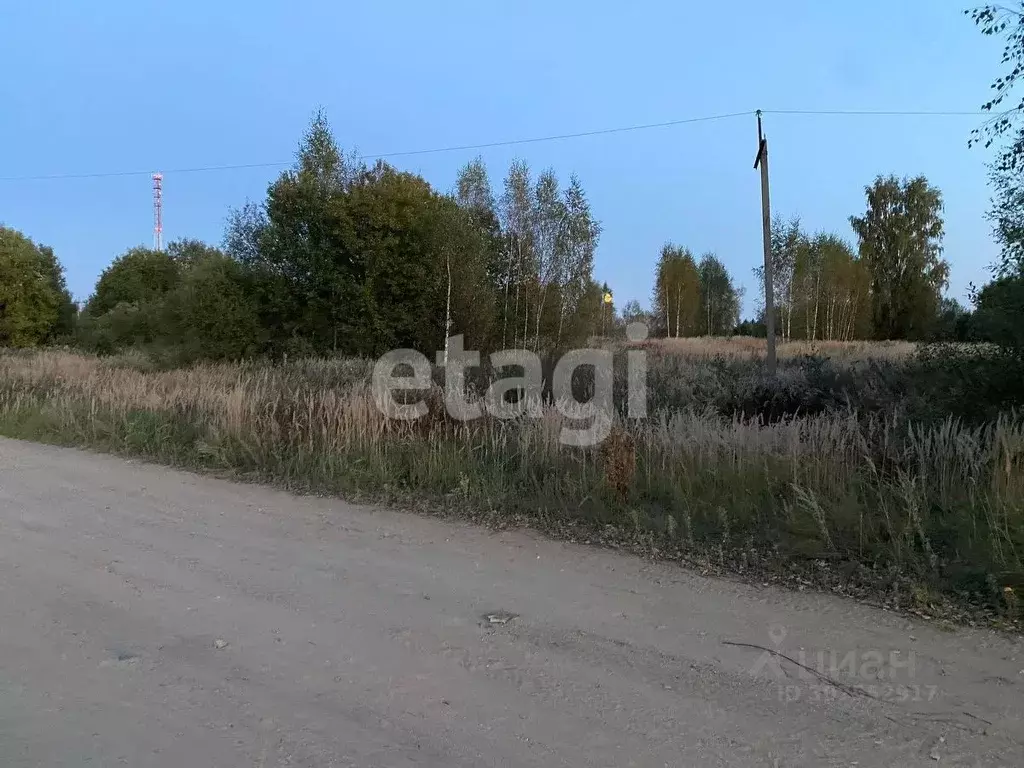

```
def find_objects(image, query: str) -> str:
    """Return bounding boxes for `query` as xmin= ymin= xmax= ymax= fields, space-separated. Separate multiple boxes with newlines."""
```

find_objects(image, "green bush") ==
xmin=160 ymin=252 xmax=263 ymax=363
xmin=0 ymin=227 xmax=71 ymax=347
xmin=973 ymin=275 xmax=1024 ymax=355
xmin=86 ymin=247 xmax=180 ymax=318
xmin=79 ymin=245 xmax=264 ymax=364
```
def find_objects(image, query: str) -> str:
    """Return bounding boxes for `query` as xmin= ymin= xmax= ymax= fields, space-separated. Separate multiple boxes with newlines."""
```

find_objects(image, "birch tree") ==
xmin=499 ymin=160 xmax=535 ymax=348
xmin=754 ymin=215 xmax=804 ymax=341
xmin=652 ymin=244 xmax=700 ymax=337
xmin=557 ymin=174 xmax=600 ymax=346
xmin=456 ymin=157 xmax=496 ymax=225
xmin=850 ymin=175 xmax=948 ymax=340
xmin=968 ymin=5 xmax=1024 ymax=275
xmin=532 ymin=169 xmax=566 ymax=349
xmin=455 ymin=157 xmax=502 ymax=281
xmin=697 ymin=253 xmax=740 ymax=336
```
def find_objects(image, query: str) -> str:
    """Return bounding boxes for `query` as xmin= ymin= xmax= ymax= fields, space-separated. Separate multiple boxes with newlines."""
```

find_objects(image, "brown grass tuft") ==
xmin=599 ymin=425 xmax=636 ymax=502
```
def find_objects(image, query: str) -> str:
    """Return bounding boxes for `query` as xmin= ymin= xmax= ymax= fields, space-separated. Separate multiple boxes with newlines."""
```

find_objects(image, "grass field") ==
xmin=642 ymin=336 xmax=919 ymax=361
xmin=1 ymin=342 xmax=1021 ymax=621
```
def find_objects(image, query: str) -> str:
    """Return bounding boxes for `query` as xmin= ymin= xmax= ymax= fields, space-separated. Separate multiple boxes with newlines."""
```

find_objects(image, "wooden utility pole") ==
xmin=753 ymin=110 xmax=777 ymax=376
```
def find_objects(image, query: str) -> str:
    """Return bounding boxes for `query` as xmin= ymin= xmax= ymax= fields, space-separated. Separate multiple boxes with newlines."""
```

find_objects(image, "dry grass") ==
xmin=1 ymin=347 xmax=1022 ymax=613
xmin=644 ymin=335 xmax=919 ymax=361
xmin=598 ymin=426 xmax=636 ymax=502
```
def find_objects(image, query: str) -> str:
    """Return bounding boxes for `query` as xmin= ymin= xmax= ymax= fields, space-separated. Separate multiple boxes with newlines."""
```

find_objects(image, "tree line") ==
xmin=755 ymin=173 xmax=949 ymax=342
xmin=646 ymin=246 xmax=743 ymax=337
xmin=3 ymin=87 xmax=1022 ymax=356
xmin=632 ymin=171 xmax=963 ymax=343
xmin=218 ymin=113 xmax=609 ymax=359
xmin=1 ymin=112 xmax=616 ymax=361
xmin=637 ymin=153 xmax=1024 ymax=347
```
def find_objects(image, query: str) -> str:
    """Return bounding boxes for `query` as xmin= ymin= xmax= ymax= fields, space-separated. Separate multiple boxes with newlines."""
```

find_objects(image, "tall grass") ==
xmin=645 ymin=335 xmax=919 ymax=361
xmin=1 ymin=348 xmax=1021 ymax=610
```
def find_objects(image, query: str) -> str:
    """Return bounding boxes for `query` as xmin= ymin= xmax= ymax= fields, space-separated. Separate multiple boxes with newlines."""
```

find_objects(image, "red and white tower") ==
xmin=152 ymin=172 xmax=164 ymax=251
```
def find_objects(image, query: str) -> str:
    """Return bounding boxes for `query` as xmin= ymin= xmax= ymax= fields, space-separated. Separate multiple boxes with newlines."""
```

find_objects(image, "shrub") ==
xmin=973 ymin=275 xmax=1024 ymax=355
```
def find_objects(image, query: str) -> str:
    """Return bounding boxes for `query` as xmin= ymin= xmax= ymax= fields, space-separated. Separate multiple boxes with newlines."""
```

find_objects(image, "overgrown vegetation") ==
xmin=63 ymin=113 xmax=611 ymax=364
xmin=0 ymin=228 xmax=75 ymax=347
xmin=0 ymin=344 xmax=1021 ymax=620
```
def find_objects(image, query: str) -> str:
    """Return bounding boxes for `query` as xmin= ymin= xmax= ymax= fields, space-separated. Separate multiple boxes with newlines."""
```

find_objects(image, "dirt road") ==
xmin=1 ymin=438 xmax=1022 ymax=766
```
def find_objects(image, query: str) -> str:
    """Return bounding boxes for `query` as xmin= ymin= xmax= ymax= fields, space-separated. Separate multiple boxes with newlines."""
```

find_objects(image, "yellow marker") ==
xmin=603 ymin=292 xmax=613 ymax=305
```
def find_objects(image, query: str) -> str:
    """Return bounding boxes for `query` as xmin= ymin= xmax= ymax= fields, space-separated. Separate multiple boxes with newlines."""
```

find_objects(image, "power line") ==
xmin=0 ymin=107 xmax=994 ymax=182
xmin=0 ymin=111 xmax=753 ymax=183
xmin=365 ymin=111 xmax=753 ymax=158
xmin=0 ymin=160 xmax=294 ymax=182
xmin=762 ymin=108 xmax=988 ymax=117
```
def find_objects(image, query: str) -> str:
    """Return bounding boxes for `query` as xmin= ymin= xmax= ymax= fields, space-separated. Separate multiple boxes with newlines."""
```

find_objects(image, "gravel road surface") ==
xmin=1 ymin=437 xmax=1022 ymax=766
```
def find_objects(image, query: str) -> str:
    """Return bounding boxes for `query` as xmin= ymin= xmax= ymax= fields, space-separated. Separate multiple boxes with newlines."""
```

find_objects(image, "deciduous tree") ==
xmin=0 ymin=227 xmax=68 ymax=347
xmin=697 ymin=253 xmax=741 ymax=336
xmin=967 ymin=5 xmax=1024 ymax=275
xmin=531 ymin=169 xmax=566 ymax=349
xmin=849 ymin=175 xmax=948 ymax=340
xmin=499 ymin=160 xmax=535 ymax=348
xmin=86 ymin=247 xmax=179 ymax=318
xmin=652 ymin=244 xmax=700 ymax=337
xmin=558 ymin=174 xmax=601 ymax=346
xmin=161 ymin=249 xmax=262 ymax=361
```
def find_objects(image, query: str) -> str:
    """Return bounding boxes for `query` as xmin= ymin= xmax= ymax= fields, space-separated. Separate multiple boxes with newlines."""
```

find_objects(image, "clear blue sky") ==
xmin=0 ymin=1 xmax=1004 ymax=316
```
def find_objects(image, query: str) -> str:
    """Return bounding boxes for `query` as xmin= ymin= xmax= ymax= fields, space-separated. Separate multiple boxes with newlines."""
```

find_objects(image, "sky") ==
xmin=0 ymin=1 xmax=1006 ymax=317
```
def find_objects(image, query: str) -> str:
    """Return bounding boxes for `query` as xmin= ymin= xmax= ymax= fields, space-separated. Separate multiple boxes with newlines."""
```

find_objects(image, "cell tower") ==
xmin=152 ymin=172 xmax=164 ymax=251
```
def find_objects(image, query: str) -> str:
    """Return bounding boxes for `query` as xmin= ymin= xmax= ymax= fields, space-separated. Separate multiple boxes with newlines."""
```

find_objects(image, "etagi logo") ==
xmin=370 ymin=323 xmax=650 ymax=447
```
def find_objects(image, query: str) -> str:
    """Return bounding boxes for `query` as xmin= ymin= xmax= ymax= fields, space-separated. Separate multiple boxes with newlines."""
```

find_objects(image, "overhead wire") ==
xmin=0 ymin=111 xmax=753 ymax=182
xmin=0 ymin=108 xmax=994 ymax=183
xmin=760 ymin=108 xmax=988 ymax=117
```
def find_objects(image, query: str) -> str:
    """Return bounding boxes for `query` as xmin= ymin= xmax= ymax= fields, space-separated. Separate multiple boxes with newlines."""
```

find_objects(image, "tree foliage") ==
xmin=652 ymin=244 xmax=700 ymax=337
xmin=966 ymin=5 xmax=1024 ymax=360
xmin=802 ymin=234 xmax=871 ymax=341
xmin=167 ymin=238 xmax=224 ymax=270
xmin=973 ymin=274 xmax=1024 ymax=352
xmin=849 ymin=175 xmax=948 ymax=340
xmin=482 ymin=160 xmax=602 ymax=350
xmin=86 ymin=247 xmax=180 ymax=318
xmin=0 ymin=227 xmax=71 ymax=347
xmin=756 ymin=215 xmax=804 ymax=339
xmin=966 ymin=5 xmax=1024 ymax=163
xmin=697 ymin=253 xmax=741 ymax=336
xmin=968 ymin=5 xmax=1024 ymax=274
xmin=221 ymin=116 xmax=522 ymax=357
xmin=78 ymin=241 xmax=259 ymax=360
xmin=41 ymin=244 xmax=78 ymax=339
xmin=71 ymin=112 xmax=608 ymax=362
xmin=650 ymin=246 xmax=741 ymax=338
xmin=160 ymin=249 xmax=262 ymax=362
xmin=747 ymin=189 xmax=956 ymax=343
xmin=619 ymin=299 xmax=649 ymax=326
xmin=755 ymin=217 xmax=871 ymax=341
xmin=932 ymin=297 xmax=973 ymax=343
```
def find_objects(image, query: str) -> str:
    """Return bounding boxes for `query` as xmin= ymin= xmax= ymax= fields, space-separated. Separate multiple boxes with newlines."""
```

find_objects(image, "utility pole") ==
xmin=753 ymin=110 xmax=777 ymax=376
